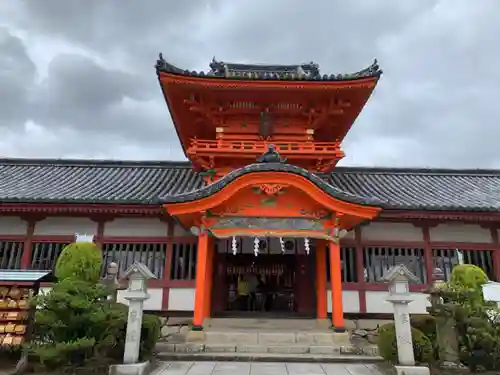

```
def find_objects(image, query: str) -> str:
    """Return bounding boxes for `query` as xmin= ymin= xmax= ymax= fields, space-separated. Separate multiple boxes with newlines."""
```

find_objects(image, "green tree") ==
xmin=30 ymin=241 xmax=160 ymax=370
xmin=428 ymin=264 xmax=500 ymax=371
xmin=55 ymin=241 xmax=103 ymax=283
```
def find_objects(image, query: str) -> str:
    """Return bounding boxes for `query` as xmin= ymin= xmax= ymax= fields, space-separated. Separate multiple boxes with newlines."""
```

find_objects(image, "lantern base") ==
xmin=109 ymin=361 xmax=149 ymax=375
xmin=395 ymin=365 xmax=430 ymax=375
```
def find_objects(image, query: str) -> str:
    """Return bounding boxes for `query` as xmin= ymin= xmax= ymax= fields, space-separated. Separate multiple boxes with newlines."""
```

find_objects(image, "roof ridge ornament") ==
xmin=209 ymin=57 xmax=226 ymax=76
xmin=256 ymin=145 xmax=287 ymax=164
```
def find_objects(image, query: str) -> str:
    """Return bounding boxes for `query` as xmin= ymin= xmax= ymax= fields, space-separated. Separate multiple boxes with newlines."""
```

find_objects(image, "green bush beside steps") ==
xmin=27 ymin=242 xmax=161 ymax=372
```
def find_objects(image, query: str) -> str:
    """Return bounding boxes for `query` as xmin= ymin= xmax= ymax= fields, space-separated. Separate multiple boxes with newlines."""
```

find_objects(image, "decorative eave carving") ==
xmin=159 ymin=146 xmax=385 ymax=207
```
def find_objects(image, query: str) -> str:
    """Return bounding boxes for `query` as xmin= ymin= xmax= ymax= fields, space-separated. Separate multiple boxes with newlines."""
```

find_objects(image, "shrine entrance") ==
xmin=211 ymin=237 xmax=317 ymax=318
xmin=159 ymin=152 xmax=383 ymax=330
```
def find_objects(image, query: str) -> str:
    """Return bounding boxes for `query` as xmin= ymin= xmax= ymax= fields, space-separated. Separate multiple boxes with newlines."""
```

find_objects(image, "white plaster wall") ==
xmin=34 ymin=217 xmax=97 ymax=236
xmin=341 ymin=230 xmax=355 ymax=240
xmin=173 ymin=225 xmax=192 ymax=237
xmin=104 ymin=218 xmax=168 ymax=237
xmin=0 ymin=217 xmax=27 ymax=235
xmin=39 ymin=286 xmax=163 ymax=311
xmin=365 ymin=291 xmax=430 ymax=314
xmin=430 ymin=223 xmax=491 ymax=243
xmin=116 ymin=288 xmax=163 ymax=311
xmin=327 ymin=290 xmax=359 ymax=313
xmin=361 ymin=222 xmax=423 ymax=241
xmin=168 ymin=287 xmax=195 ymax=311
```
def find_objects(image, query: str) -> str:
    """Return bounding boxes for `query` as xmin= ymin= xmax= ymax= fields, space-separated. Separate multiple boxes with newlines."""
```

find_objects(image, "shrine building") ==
xmin=1 ymin=56 xmax=500 ymax=331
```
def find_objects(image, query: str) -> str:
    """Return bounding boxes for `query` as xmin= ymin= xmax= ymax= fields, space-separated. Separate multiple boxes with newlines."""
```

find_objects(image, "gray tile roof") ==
xmin=0 ymin=159 xmax=203 ymax=204
xmin=1 ymin=158 xmax=500 ymax=212
xmin=325 ymin=167 xmax=500 ymax=212
xmin=156 ymin=55 xmax=382 ymax=82
xmin=160 ymin=162 xmax=385 ymax=207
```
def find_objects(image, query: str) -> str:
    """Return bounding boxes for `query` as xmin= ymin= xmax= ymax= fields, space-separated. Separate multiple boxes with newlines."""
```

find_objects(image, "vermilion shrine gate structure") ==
xmin=157 ymin=56 xmax=384 ymax=330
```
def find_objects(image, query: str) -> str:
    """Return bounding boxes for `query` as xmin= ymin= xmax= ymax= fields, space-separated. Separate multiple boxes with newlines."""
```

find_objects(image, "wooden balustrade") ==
xmin=188 ymin=139 xmax=342 ymax=156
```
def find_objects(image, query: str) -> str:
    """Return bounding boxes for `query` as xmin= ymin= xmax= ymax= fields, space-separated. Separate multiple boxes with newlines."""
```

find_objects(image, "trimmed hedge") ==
xmin=55 ymin=242 xmax=102 ymax=283
xmin=410 ymin=315 xmax=437 ymax=344
xmin=377 ymin=323 xmax=433 ymax=364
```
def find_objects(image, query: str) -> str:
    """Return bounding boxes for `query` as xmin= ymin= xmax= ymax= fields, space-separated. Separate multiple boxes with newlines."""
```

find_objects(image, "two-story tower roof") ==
xmin=156 ymin=55 xmax=382 ymax=181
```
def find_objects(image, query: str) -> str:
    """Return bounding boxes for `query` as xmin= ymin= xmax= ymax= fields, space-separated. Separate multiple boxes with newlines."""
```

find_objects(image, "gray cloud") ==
xmin=0 ymin=0 xmax=499 ymax=168
xmin=33 ymin=54 xmax=166 ymax=140
xmin=0 ymin=28 xmax=36 ymax=129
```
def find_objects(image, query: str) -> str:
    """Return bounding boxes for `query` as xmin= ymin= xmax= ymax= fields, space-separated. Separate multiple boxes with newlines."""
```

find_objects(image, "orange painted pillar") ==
xmin=329 ymin=240 xmax=345 ymax=330
xmin=315 ymin=241 xmax=328 ymax=319
xmin=204 ymin=237 xmax=215 ymax=318
xmin=193 ymin=232 xmax=210 ymax=329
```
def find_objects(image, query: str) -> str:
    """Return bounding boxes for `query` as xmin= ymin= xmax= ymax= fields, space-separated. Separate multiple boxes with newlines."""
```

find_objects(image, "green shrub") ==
xmin=30 ymin=240 xmax=161 ymax=371
xmin=449 ymin=264 xmax=488 ymax=290
xmin=31 ymin=280 xmax=161 ymax=369
xmin=410 ymin=315 xmax=438 ymax=359
xmin=31 ymin=337 xmax=96 ymax=370
xmin=101 ymin=303 xmax=161 ymax=361
xmin=55 ymin=241 xmax=102 ymax=283
xmin=427 ymin=264 xmax=500 ymax=371
xmin=459 ymin=307 xmax=500 ymax=371
xmin=377 ymin=323 xmax=433 ymax=364
xmin=410 ymin=315 xmax=437 ymax=344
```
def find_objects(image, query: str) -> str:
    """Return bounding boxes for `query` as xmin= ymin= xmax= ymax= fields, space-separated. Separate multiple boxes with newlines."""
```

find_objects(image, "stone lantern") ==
xmin=383 ymin=264 xmax=429 ymax=375
xmin=109 ymin=262 xmax=156 ymax=375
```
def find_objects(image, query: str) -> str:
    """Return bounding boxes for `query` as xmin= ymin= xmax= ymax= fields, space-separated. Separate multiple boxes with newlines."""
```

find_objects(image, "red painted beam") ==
xmin=20 ymin=221 xmax=35 ymax=269
xmin=422 ymin=226 xmax=433 ymax=284
xmin=490 ymin=227 xmax=500 ymax=281
xmin=162 ymin=221 xmax=175 ymax=310
xmin=354 ymin=227 xmax=366 ymax=313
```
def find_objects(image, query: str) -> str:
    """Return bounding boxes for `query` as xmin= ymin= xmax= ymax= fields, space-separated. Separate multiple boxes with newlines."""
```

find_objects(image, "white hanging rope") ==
xmin=279 ymin=237 xmax=285 ymax=254
xmin=253 ymin=237 xmax=260 ymax=257
xmin=232 ymin=236 xmax=238 ymax=255
xmin=304 ymin=237 xmax=310 ymax=255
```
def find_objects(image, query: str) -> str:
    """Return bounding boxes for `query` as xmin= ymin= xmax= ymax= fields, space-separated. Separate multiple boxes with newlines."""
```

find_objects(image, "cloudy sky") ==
xmin=0 ymin=0 xmax=499 ymax=168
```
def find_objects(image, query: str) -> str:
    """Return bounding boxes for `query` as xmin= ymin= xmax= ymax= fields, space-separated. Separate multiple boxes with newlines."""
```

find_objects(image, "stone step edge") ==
xmin=156 ymin=343 xmax=379 ymax=356
xmin=155 ymin=352 xmax=384 ymax=364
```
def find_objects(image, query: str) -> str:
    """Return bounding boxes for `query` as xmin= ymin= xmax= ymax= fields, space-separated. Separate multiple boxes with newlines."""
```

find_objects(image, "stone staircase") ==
xmin=156 ymin=318 xmax=381 ymax=362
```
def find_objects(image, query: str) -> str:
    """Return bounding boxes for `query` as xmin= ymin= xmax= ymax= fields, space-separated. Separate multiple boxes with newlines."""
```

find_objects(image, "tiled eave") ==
xmin=379 ymin=210 xmax=500 ymax=224
xmin=0 ymin=203 xmax=163 ymax=217
xmin=3 ymin=159 xmax=500 ymax=216
xmin=1 ymin=202 xmax=500 ymax=224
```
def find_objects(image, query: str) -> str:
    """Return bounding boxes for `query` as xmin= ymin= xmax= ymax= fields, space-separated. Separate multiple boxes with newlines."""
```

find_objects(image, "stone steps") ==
xmin=204 ymin=330 xmax=347 ymax=346
xmin=207 ymin=318 xmax=323 ymax=331
xmin=156 ymin=318 xmax=380 ymax=363
xmin=156 ymin=342 xmax=379 ymax=356
xmin=155 ymin=351 xmax=384 ymax=364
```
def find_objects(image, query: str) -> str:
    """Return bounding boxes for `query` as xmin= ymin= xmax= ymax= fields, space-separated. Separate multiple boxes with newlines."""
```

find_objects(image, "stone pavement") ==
xmin=153 ymin=361 xmax=385 ymax=375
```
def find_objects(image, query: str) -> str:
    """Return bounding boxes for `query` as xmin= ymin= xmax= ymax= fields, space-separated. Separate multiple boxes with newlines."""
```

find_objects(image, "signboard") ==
xmin=482 ymin=281 xmax=500 ymax=303
xmin=212 ymin=217 xmax=324 ymax=231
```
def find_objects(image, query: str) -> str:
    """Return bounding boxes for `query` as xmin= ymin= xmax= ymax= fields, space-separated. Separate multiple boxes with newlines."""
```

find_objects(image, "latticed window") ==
xmin=433 ymin=248 xmax=494 ymax=281
xmin=101 ymin=243 xmax=167 ymax=279
xmin=326 ymin=246 xmax=357 ymax=283
xmin=170 ymin=242 xmax=197 ymax=280
xmin=0 ymin=241 xmax=23 ymax=269
xmin=363 ymin=247 xmax=426 ymax=284
xmin=31 ymin=242 xmax=70 ymax=271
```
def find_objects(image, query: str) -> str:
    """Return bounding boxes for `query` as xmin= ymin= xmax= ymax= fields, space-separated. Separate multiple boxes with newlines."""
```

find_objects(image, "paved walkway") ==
xmin=154 ymin=361 xmax=385 ymax=375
